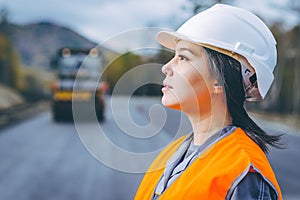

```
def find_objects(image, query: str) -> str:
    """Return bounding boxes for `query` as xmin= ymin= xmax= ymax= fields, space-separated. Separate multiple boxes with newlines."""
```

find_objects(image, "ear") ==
xmin=212 ymin=83 xmax=223 ymax=94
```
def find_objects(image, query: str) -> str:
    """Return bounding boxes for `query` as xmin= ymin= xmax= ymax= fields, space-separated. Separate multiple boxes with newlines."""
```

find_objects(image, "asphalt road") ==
xmin=0 ymin=96 xmax=299 ymax=200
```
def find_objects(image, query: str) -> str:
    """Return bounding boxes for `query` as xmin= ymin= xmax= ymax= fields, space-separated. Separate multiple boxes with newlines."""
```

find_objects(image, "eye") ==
xmin=178 ymin=54 xmax=189 ymax=61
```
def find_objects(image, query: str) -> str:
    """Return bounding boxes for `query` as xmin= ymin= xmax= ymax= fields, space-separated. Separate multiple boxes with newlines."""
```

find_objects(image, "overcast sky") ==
xmin=0 ymin=0 xmax=189 ymax=42
xmin=0 ymin=0 xmax=298 ymax=49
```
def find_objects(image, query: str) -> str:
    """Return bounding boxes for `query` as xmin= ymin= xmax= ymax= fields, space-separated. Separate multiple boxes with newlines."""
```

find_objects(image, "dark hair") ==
xmin=204 ymin=47 xmax=282 ymax=153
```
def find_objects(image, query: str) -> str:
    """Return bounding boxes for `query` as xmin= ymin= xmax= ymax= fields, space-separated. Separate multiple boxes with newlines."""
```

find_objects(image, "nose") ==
xmin=161 ymin=59 xmax=173 ymax=76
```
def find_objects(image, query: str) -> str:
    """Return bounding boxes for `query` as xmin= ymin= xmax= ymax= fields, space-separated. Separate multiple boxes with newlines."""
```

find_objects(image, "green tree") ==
xmin=103 ymin=52 xmax=143 ymax=94
xmin=278 ymin=25 xmax=300 ymax=114
xmin=0 ymin=7 xmax=8 ymax=23
xmin=0 ymin=6 xmax=23 ymax=91
xmin=0 ymin=33 xmax=22 ymax=89
xmin=0 ymin=7 xmax=12 ymax=36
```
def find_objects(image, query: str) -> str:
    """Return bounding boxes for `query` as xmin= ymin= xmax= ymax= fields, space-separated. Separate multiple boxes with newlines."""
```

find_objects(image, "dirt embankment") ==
xmin=0 ymin=84 xmax=24 ymax=110
xmin=0 ymin=84 xmax=49 ymax=128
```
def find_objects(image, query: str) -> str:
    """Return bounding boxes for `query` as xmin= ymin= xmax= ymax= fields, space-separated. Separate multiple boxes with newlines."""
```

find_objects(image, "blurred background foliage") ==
xmin=0 ymin=0 xmax=299 ymax=116
xmin=103 ymin=52 xmax=144 ymax=94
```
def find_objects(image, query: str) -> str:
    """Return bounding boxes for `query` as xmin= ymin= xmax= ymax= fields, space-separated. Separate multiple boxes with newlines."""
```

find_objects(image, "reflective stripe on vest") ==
xmin=134 ymin=127 xmax=282 ymax=200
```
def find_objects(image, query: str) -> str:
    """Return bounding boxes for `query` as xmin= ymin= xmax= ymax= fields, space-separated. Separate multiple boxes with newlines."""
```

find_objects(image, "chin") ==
xmin=161 ymin=95 xmax=181 ymax=110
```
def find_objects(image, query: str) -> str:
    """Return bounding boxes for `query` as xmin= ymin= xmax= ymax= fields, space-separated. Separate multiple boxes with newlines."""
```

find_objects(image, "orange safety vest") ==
xmin=135 ymin=127 xmax=282 ymax=200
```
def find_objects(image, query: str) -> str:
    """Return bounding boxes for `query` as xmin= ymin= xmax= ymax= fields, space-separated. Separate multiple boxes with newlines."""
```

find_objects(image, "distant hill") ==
xmin=8 ymin=21 xmax=108 ymax=68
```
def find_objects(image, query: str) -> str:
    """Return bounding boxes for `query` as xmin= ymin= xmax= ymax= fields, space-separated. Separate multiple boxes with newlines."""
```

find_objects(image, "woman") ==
xmin=135 ymin=4 xmax=283 ymax=200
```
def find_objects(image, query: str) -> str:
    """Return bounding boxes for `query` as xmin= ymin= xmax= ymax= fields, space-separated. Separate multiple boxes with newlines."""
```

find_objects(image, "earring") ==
xmin=213 ymin=83 xmax=223 ymax=94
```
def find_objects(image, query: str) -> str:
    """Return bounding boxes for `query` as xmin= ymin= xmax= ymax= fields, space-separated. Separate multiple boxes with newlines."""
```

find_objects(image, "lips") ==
xmin=162 ymin=81 xmax=173 ymax=92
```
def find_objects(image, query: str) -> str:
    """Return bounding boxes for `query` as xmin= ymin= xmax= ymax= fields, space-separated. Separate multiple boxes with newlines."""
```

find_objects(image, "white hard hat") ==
xmin=157 ymin=4 xmax=277 ymax=101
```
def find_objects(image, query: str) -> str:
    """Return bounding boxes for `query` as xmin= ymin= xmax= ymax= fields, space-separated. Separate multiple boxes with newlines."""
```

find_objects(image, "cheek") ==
xmin=190 ymin=74 xmax=211 ymax=96
xmin=177 ymin=68 xmax=213 ymax=111
xmin=183 ymin=68 xmax=212 ymax=99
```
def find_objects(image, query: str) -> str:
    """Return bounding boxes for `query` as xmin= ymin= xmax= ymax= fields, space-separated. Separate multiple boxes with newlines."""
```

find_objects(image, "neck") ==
xmin=186 ymin=98 xmax=232 ymax=146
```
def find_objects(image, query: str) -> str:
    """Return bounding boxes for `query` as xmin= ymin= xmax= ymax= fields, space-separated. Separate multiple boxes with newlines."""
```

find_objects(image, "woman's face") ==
xmin=161 ymin=40 xmax=217 ymax=115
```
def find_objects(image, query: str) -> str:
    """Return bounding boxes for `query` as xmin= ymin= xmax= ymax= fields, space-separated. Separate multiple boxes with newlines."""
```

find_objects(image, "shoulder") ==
xmin=223 ymin=127 xmax=268 ymax=164
xmin=228 ymin=171 xmax=278 ymax=200
xmin=220 ymin=128 xmax=281 ymax=199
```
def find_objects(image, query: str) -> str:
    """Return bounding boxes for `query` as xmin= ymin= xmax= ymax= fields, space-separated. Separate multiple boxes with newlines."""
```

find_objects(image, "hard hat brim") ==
xmin=156 ymin=31 xmax=196 ymax=50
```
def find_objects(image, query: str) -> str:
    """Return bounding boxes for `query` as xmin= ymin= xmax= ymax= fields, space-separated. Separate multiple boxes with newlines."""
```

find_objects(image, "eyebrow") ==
xmin=177 ymin=47 xmax=196 ymax=55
